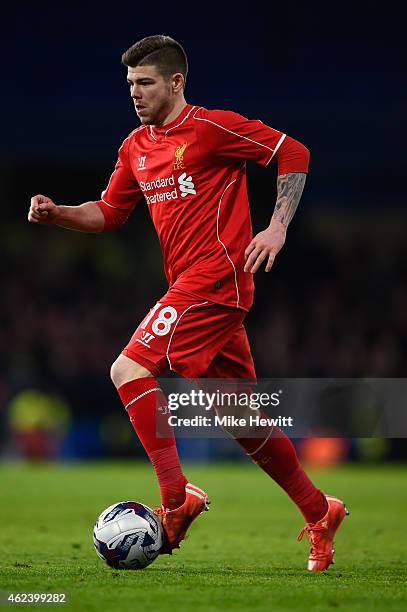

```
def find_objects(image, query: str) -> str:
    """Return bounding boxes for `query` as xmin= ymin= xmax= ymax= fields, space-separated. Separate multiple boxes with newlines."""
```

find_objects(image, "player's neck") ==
xmin=156 ymin=98 xmax=188 ymax=128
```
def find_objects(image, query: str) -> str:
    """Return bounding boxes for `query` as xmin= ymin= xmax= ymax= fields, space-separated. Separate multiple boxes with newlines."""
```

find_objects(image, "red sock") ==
xmin=117 ymin=377 xmax=187 ymax=510
xmin=236 ymin=426 xmax=328 ymax=524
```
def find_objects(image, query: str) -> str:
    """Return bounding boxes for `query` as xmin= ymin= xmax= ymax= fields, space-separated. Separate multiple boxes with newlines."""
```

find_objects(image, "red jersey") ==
xmin=97 ymin=104 xmax=309 ymax=312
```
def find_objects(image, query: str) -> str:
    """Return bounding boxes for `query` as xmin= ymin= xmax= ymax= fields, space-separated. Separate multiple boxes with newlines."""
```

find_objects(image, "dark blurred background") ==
xmin=1 ymin=1 xmax=406 ymax=463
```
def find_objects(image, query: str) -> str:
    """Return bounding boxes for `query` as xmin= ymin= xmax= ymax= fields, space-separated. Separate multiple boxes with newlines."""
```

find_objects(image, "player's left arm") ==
xmin=193 ymin=108 xmax=309 ymax=273
xmin=244 ymin=171 xmax=307 ymax=273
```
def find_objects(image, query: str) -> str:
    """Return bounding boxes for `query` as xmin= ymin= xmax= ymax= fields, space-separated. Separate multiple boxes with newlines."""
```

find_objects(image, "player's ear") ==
xmin=172 ymin=73 xmax=185 ymax=93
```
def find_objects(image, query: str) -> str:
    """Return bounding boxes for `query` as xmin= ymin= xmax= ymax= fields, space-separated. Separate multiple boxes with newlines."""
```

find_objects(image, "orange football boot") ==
xmin=155 ymin=483 xmax=210 ymax=554
xmin=297 ymin=494 xmax=349 ymax=571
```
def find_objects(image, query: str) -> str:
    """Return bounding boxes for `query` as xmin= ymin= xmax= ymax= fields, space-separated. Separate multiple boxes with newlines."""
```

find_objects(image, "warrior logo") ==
xmin=136 ymin=331 xmax=155 ymax=348
xmin=138 ymin=156 xmax=147 ymax=170
xmin=174 ymin=143 xmax=187 ymax=170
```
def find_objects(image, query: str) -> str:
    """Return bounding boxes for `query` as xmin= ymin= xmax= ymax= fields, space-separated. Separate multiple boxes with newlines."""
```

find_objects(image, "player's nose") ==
xmin=130 ymin=85 xmax=141 ymax=99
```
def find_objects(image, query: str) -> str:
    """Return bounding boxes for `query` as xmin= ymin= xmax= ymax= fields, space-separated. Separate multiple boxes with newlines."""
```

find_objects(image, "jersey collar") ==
xmin=150 ymin=103 xmax=194 ymax=139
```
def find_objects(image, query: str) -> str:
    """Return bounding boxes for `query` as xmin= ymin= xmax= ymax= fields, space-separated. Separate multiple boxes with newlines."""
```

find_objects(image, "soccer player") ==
xmin=28 ymin=35 xmax=348 ymax=570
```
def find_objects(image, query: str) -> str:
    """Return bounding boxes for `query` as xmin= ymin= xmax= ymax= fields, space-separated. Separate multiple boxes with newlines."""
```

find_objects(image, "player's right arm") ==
xmin=28 ymin=135 xmax=142 ymax=233
xmin=28 ymin=196 xmax=105 ymax=233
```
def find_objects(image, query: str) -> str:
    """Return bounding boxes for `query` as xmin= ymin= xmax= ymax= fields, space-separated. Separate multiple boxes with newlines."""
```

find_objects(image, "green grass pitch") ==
xmin=1 ymin=461 xmax=406 ymax=611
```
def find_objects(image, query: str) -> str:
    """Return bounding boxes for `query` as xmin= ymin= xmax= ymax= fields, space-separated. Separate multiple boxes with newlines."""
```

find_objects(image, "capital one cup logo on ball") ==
xmin=93 ymin=501 xmax=164 ymax=569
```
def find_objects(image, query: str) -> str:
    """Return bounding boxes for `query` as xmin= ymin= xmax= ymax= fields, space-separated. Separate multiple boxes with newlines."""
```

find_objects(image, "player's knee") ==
xmin=110 ymin=354 xmax=153 ymax=389
xmin=214 ymin=404 xmax=256 ymax=439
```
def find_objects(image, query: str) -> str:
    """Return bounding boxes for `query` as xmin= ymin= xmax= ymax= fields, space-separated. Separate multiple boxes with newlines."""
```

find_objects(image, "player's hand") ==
xmin=244 ymin=221 xmax=286 ymax=273
xmin=28 ymin=195 xmax=59 ymax=225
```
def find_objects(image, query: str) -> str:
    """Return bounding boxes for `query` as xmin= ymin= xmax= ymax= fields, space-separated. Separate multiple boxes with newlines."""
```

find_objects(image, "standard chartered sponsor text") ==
xmin=140 ymin=175 xmax=178 ymax=205
xmin=139 ymin=175 xmax=175 ymax=191
xmin=145 ymin=189 xmax=178 ymax=204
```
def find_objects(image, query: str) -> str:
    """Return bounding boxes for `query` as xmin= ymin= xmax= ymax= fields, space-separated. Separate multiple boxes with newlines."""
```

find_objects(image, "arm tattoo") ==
xmin=272 ymin=172 xmax=307 ymax=227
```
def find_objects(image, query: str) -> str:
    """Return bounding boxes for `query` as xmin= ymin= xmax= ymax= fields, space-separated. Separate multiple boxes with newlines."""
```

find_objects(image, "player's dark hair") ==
xmin=122 ymin=35 xmax=188 ymax=83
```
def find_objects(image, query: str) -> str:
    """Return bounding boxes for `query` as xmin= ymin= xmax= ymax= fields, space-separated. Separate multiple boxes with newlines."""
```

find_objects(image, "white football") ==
xmin=93 ymin=501 xmax=163 ymax=569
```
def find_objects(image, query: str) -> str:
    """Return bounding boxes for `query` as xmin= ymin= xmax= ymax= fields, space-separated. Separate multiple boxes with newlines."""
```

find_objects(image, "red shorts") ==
xmin=122 ymin=288 xmax=256 ymax=379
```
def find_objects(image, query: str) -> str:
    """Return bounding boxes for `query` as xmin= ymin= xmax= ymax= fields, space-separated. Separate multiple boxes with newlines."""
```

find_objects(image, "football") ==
xmin=93 ymin=501 xmax=164 ymax=569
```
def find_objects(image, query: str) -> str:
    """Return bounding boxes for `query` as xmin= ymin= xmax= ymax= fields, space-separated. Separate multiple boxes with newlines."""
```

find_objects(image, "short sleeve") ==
xmin=101 ymin=136 xmax=143 ymax=210
xmin=193 ymin=108 xmax=286 ymax=166
xmin=96 ymin=136 xmax=143 ymax=230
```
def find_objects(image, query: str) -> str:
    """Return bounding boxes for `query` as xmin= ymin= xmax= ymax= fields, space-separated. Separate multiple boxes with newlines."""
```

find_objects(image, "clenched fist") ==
xmin=28 ymin=195 xmax=59 ymax=225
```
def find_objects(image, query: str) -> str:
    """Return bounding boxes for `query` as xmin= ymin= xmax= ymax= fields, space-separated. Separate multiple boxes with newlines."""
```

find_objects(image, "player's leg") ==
xmin=110 ymin=354 xmax=153 ymax=387
xmin=111 ymin=356 xmax=208 ymax=555
xmin=110 ymin=336 xmax=188 ymax=512
xmin=110 ymin=291 xmax=243 ymax=545
xmin=204 ymin=326 xmax=328 ymax=524
xmin=117 ymin=292 xmax=251 ymax=552
xmin=205 ymin=327 xmax=349 ymax=569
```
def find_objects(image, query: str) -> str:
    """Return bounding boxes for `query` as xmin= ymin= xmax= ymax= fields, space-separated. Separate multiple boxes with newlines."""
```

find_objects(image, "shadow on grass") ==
xmin=133 ymin=565 xmax=340 ymax=580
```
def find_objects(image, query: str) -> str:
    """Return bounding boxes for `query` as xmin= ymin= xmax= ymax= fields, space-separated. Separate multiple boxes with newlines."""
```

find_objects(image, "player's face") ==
xmin=127 ymin=65 xmax=174 ymax=126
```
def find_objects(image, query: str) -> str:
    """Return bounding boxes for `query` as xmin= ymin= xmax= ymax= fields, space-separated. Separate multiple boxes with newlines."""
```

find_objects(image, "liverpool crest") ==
xmin=174 ymin=143 xmax=187 ymax=170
